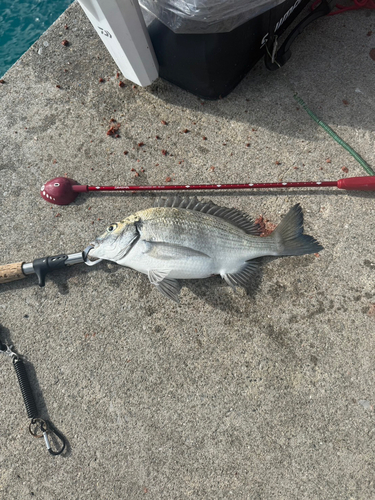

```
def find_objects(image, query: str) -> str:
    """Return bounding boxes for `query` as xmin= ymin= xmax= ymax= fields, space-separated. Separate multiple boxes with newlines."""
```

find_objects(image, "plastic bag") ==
xmin=139 ymin=0 xmax=286 ymax=33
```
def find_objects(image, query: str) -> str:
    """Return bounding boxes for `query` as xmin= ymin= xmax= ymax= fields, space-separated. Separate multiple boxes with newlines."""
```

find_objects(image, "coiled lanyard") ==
xmin=1 ymin=341 xmax=66 ymax=456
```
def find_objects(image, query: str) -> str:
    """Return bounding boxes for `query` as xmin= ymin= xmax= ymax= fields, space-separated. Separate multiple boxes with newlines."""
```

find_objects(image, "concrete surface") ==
xmin=1 ymin=2 xmax=375 ymax=499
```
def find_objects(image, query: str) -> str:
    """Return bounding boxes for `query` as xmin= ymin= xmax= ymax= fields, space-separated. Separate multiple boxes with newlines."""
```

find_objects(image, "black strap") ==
xmin=265 ymin=0 xmax=332 ymax=70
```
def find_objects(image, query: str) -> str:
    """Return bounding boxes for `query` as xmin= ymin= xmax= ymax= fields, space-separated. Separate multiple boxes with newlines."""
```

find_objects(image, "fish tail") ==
xmin=271 ymin=204 xmax=323 ymax=256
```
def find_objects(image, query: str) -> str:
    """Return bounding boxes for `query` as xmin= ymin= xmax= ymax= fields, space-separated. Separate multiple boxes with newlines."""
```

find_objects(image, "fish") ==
xmin=88 ymin=197 xmax=323 ymax=303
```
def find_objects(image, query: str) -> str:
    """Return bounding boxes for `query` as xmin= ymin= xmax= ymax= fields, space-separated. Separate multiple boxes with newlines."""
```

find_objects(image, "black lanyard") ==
xmin=1 ymin=340 xmax=66 ymax=456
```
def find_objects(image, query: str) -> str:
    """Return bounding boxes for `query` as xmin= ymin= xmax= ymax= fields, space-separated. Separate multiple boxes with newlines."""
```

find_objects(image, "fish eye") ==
xmin=107 ymin=223 xmax=118 ymax=233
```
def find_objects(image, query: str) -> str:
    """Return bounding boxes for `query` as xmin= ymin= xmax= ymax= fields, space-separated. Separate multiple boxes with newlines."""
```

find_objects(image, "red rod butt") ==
xmin=337 ymin=176 xmax=375 ymax=191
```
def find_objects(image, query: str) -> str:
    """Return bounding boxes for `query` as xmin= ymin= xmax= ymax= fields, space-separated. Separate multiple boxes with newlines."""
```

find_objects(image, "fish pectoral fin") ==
xmin=148 ymin=268 xmax=171 ymax=284
xmin=155 ymin=278 xmax=182 ymax=303
xmin=222 ymin=259 xmax=261 ymax=290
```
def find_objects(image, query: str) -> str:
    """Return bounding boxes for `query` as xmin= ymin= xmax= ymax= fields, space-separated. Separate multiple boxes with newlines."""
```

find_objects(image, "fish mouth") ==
xmin=84 ymin=232 xmax=139 ymax=264
xmin=83 ymin=243 xmax=102 ymax=266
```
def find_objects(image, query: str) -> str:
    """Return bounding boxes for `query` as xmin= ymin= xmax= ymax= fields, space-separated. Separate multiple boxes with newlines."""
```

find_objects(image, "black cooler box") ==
xmin=141 ymin=0 xmax=330 ymax=99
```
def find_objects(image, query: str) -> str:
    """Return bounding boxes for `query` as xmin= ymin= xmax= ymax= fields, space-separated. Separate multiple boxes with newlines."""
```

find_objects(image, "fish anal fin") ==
xmin=222 ymin=260 xmax=260 ymax=290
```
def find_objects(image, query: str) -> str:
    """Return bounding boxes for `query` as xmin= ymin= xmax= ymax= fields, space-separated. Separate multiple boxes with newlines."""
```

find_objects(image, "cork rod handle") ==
xmin=0 ymin=262 xmax=26 ymax=284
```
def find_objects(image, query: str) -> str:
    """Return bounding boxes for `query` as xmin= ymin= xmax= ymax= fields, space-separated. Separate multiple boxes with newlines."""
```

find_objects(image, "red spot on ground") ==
xmin=254 ymin=216 xmax=277 ymax=237
xmin=368 ymin=303 xmax=375 ymax=318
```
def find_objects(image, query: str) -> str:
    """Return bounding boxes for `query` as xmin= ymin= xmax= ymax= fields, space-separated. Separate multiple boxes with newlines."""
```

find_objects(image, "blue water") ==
xmin=0 ymin=0 xmax=74 ymax=77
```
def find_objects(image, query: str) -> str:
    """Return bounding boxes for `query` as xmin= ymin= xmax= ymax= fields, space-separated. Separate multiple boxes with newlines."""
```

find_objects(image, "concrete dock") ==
xmin=1 ymin=2 xmax=374 ymax=498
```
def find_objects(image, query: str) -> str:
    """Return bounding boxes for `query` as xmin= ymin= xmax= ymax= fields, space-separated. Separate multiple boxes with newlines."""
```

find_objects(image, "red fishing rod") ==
xmin=40 ymin=176 xmax=375 ymax=205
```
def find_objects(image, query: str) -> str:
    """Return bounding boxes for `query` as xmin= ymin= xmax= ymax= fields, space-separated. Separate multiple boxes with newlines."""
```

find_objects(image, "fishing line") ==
xmin=294 ymin=94 xmax=375 ymax=176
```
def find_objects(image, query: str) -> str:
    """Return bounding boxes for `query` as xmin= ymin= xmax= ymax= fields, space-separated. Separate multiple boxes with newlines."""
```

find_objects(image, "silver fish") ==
xmin=88 ymin=197 xmax=323 ymax=302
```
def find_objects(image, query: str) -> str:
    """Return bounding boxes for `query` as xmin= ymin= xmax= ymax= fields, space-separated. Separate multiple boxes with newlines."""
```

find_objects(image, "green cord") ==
xmin=294 ymin=94 xmax=375 ymax=176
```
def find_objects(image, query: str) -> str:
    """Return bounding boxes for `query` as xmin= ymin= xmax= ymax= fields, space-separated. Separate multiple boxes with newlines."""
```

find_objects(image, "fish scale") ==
xmin=140 ymin=209 xmax=254 ymax=253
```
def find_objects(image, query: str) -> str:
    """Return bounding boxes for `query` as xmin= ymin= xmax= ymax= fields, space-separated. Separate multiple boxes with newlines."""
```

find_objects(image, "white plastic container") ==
xmin=78 ymin=0 xmax=158 ymax=86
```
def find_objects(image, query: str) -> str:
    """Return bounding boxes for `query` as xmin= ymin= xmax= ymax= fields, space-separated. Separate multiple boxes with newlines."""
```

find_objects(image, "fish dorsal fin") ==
xmin=154 ymin=196 xmax=260 ymax=235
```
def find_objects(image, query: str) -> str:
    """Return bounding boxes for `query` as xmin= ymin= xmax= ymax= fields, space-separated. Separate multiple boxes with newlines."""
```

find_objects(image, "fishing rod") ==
xmin=41 ymin=175 xmax=375 ymax=205
xmin=0 ymin=246 xmax=101 ymax=287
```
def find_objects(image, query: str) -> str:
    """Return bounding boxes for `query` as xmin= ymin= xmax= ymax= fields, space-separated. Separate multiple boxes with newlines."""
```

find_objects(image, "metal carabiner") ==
xmin=0 ymin=343 xmax=18 ymax=360
xmin=29 ymin=418 xmax=66 ymax=456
